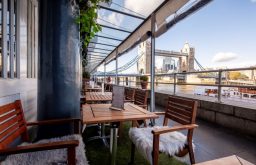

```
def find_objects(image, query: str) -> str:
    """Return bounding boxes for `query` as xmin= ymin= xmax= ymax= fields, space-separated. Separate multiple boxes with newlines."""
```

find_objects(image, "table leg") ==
xmin=86 ymin=123 xmax=110 ymax=147
xmin=110 ymin=122 xmax=119 ymax=165
xmin=101 ymin=123 xmax=109 ymax=147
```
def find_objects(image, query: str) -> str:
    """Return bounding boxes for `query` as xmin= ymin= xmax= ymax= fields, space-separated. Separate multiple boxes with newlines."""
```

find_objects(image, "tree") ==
xmin=228 ymin=71 xmax=249 ymax=80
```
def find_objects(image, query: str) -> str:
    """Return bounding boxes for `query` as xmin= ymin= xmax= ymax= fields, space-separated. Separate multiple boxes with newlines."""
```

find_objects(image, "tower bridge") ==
xmin=137 ymin=41 xmax=195 ymax=74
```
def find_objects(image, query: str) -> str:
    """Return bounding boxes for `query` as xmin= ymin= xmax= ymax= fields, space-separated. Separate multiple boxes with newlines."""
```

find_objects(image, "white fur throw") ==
xmin=1 ymin=134 xmax=88 ymax=165
xmin=129 ymin=126 xmax=192 ymax=165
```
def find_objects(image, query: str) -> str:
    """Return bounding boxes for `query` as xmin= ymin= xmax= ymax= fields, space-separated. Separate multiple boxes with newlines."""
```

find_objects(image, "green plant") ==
xmin=83 ymin=71 xmax=90 ymax=79
xmin=76 ymin=0 xmax=110 ymax=68
xmin=76 ymin=0 xmax=110 ymax=47
xmin=140 ymin=75 xmax=148 ymax=82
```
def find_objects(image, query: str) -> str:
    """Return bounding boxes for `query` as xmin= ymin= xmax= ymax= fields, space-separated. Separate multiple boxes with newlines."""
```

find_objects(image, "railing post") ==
xmin=173 ymin=73 xmax=177 ymax=95
xmin=115 ymin=53 xmax=118 ymax=85
xmin=104 ymin=61 xmax=106 ymax=84
xmin=217 ymin=69 xmax=222 ymax=102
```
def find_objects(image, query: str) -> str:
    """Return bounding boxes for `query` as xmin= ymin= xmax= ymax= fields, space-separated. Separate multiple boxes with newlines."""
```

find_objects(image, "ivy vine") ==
xmin=76 ymin=0 xmax=110 ymax=69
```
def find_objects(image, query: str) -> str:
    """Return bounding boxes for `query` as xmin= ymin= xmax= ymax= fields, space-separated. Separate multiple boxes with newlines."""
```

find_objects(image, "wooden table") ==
xmin=85 ymin=92 xmax=112 ymax=103
xmin=195 ymin=155 xmax=253 ymax=165
xmin=82 ymin=103 xmax=158 ymax=165
xmin=85 ymin=87 xmax=102 ymax=92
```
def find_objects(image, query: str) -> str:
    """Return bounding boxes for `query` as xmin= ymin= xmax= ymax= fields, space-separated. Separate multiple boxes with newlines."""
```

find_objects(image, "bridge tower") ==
xmin=137 ymin=41 xmax=151 ymax=74
xmin=180 ymin=42 xmax=195 ymax=72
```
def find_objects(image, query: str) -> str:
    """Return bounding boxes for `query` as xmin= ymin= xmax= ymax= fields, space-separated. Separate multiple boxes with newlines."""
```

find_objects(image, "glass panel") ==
xmin=13 ymin=0 xmax=16 ymax=77
xmin=7 ymin=0 xmax=10 ymax=77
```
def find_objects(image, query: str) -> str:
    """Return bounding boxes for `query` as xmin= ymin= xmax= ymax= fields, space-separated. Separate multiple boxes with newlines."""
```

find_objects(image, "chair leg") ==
xmin=143 ymin=119 xmax=147 ymax=127
xmin=188 ymin=130 xmax=195 ymax=164
xmin=152 ymin=134 xmax=160 ymax=165
xmin=129 ymin=142 xmax=135 ymax=165
xmin=67 ymin=147 xmax=76 ymax=165
xmin=188 ymin=140 xmax=195 ymax=164
xmin=118 ymin=122 xmax=123 ymax=138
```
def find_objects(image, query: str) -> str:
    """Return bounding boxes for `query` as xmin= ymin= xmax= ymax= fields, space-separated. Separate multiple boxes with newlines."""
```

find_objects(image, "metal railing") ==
xmin=94 ymin=67 xmax=256 ymax=102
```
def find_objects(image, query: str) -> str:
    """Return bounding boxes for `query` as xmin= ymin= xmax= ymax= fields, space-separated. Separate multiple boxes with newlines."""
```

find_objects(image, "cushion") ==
xmin=2 ymin=134 xmax=88 ymax=165
xmin=129 ymin=126 xmax=192 ymax=165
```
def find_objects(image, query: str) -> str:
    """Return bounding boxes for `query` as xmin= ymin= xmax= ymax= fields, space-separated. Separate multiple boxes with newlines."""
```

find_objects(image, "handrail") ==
xmin=94 ymin=67 xmax=256 ymax=103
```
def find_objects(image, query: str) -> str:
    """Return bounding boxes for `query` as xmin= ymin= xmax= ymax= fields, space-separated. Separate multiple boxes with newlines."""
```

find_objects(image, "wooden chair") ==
xmin=134 ymin=89 xmax=148 ymax=127
xmin=129 ymin=96 xmax=198 ymax=165
xmin=134 ymin=89 xmax=148 ymax=109
xmin=125 ymin=88 xmax=135 ymax=102
xmin=0 ymin=100 xmax=84 ymax=165
xmin=105 ymin=83 xmax=113 ymax=92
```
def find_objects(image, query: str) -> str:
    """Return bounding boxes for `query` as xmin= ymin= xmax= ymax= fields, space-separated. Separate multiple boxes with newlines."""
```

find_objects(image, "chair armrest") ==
xmin=152 ymin=124 xmax=198 ymax=135
xmin=136 ymin=104 xmax=147 ymax=108
xmin=27 ymin=118 xmax=81 ymax=126
xmin=154 ymin=112 xmax=165 ymax=116
xmin=0 ymin=140 xmax=79 ymax=155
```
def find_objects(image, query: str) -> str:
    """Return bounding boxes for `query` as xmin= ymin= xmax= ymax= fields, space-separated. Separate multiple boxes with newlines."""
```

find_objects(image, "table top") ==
xmin=85 ymin=92 xmax=112 ymax=102
xmin=195 ymin=155 xmax=253 ymax=165
xmin=82 ymin=103 xmax=158 ymax=124
xmin=85 ymin=87 xmax=102 ymax=91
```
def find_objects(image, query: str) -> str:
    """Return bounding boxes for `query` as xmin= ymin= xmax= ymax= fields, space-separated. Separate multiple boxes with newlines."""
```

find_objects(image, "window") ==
xmin=0 ymin=0 xmax=18 ymax=78
xmin=27 ymin=0 xmax=37 ymax=78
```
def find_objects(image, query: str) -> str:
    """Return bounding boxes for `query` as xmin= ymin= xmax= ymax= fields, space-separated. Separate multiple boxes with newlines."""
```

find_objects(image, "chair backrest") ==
xmin=163 ymin=96 xmax=197 ymax=126
xmin=134 ymin=89 xmax=148 ymax=108
xmin=105 ymin=84 xmax=113 ymax=92
xmin=0 ymin=100 xmax=29 ymax=150
xmin=125 ymin=88 xmax=135 ymax=101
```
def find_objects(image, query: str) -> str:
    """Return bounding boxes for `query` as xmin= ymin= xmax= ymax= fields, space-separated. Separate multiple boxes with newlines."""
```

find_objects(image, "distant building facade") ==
xmin=162 ymin=57 xmax=175 ymax=73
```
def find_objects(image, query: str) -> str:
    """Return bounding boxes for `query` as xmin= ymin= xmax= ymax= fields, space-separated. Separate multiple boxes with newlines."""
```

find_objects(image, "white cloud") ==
xmin=251 ymin=0 xmax=256 ymax=3
xmin=212 ymin=52 xmax=238 ymax=62
xmin=98 ymin=10 xmax=124 ymax=27
xmin=107 ymin=12 xmax=124 ymax=26
xmin=124 ymin=0 xmax=164 ymax=16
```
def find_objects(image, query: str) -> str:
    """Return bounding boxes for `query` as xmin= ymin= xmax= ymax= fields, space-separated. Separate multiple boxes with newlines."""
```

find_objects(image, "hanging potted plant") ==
xmin=83 ymin=71 xmax=90 ymax=81
xmin=140 ymin=75 xmax=148 ymax=89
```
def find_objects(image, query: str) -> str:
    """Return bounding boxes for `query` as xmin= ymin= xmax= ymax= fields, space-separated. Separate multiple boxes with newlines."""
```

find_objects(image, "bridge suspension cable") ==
xmin=96 ymin=53 xmax=144 ymax=75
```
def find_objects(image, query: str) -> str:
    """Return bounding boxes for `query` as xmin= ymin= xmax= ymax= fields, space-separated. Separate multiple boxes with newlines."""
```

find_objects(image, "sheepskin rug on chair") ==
xmin=2 ymin=134 xmax=88 ymax=165
xmin=129 ymin=126 xmax=193 ymax=165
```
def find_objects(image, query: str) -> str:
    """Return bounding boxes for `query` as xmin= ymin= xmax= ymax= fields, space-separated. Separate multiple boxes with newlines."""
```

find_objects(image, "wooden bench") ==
xmin=0 ymin=100 xmax=84 ymax=165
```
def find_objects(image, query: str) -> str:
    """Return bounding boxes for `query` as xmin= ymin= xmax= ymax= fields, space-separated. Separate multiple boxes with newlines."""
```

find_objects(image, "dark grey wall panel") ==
xmin=38 ymin=0 xmax=80 ymax=138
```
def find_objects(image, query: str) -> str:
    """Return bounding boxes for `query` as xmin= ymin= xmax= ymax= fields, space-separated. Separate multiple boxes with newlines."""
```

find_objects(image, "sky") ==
xmin=93 ymin=0 xmax=256 ymax=73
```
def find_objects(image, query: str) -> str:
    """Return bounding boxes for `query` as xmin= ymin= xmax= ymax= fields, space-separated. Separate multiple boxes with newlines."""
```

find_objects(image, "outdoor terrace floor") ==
xmin=155 ymin=105 xmax=256 ymax=164
xmin=85 ymin=105 xmax=256 ymax=164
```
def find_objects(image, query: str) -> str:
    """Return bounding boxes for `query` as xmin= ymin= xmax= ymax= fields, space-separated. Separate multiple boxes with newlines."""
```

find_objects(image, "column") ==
xmin=38 ymin=0 xmax=80 ymax=139
xmin=150 ymin=13 xmax=156 ymax=116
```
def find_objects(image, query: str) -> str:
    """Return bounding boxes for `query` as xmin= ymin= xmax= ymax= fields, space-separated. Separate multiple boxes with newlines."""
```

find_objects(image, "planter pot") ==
xmin=141 ymin=81 xmax=148 ymax=89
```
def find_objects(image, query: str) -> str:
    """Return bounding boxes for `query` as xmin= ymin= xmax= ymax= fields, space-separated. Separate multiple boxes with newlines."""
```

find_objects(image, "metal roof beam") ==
xmin=88 ymin=54 xmax=108 ymax=57
xmin=87 ymin=51 xmax=109 ymax=55
xmin=89 ymin=42 xmax=117 ymax=47
xmin=98 ymin=5 xmax=145 ymax=20
xmin=94 ymin=35 xmax=123 ymax=42
xmin=87 ymin=47 xmax=113 ymax=52
xmin=99 ymin=24 xmax=132 ymax=33
xmin=89 ymin=57 xmax=104 ymax=60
